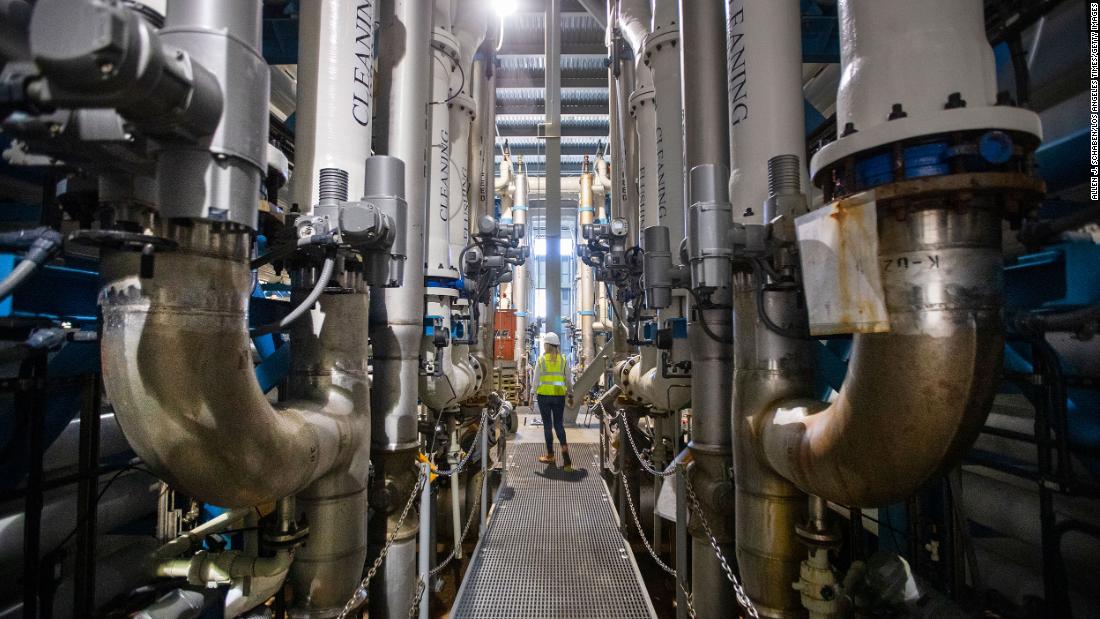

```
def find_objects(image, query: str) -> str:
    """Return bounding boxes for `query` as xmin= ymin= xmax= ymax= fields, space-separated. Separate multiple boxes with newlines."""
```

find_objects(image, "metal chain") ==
xmin=617 ymin=412 xmax=678 ymax=478
xmin=433 ymin=409 xmax=489 ymax=478
xmin=337 ymin=469 xmax=428 ymax=619
xmin=617 ymin=466 xmax=676 ymax=575
xmin=612 ymin=421 xmax=698 ymax=618
xmin=679 ymin=581 xmax=698 ymax=619
xmin=682 ymin=473 xmax=761 ymax=619
xmin=407 ymin=456 xmax=489 ymax=618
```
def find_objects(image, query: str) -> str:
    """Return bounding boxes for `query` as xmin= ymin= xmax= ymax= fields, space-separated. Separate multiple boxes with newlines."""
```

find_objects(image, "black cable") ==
xmin=751 ymin=259 xmax=811 ymax=340
xmin=684 ymin=287 xmax=734 ymax=344
xmin=251 ymin=250 xmax=337 ymax=336
xmin=44 ymin=464 xmax=159 ymax=559
xmin=1006 ymin=32 xmax=1031 ymax=107
xmin=0 ymin=227 xmax=63 ymax=302
xmin=1018 ymin=202 xmax=1100 ymax=246
xmin=430 ymin=60 xmax=467 ymax=106
xmin=1012 ymin=303 xmax=1100 ymax=334
xmin=603 ymin=282 xmax=630 ymax=333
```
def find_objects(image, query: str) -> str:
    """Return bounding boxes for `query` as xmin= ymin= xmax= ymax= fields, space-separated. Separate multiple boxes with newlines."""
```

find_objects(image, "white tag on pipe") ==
xmin=795 ymin=191 xmax=890 ymax=336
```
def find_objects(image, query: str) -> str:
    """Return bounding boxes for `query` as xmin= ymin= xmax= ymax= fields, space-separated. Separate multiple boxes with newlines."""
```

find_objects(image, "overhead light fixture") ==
xmin=491 ymin=0 xmax=517 ymax=17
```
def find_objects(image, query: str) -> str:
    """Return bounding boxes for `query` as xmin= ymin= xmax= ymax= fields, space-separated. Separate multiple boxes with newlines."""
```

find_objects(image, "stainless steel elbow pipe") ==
xmin=759 ymin=205 xmax=1004 ymax=507
xmin=99 ymin=231 xmax=368 ymax=508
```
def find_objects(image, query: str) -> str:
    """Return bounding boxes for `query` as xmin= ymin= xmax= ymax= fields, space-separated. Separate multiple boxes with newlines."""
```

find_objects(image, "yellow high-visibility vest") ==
xmin=536 ymin=354 xmax=567 ymax=396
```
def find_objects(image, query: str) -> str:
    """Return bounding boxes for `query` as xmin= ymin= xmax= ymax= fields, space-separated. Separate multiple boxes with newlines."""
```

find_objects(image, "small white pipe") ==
xmin=595 ymin=157 xmax=613 ymax=193
xmin=153 ymin=507 xmax=256 ymax=560
xmin=494 ymin=157 xmax=514 ymax=194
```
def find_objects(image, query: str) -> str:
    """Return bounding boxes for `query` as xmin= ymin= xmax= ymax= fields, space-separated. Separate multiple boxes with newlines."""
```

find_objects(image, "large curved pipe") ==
xmin=757 ymin=205 xmax=1004 ymax=507
xmin=99 ymin=232 xmax=365 ymax=508
xmin=617 ymin=0 xmax=650 ymax=57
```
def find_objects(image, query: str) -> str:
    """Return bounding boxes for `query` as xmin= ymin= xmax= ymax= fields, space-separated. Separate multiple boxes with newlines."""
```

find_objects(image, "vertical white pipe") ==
xmin=417 ymin=461 xmax=431 ymax=619
xmin=578 ymin=164 xmax=596 ymax=367
xmin=292 ymin=0 xmax=375 ymax=209
xmin=448 ymin=99 xmax=475 ymax=264
xmin=834 ymin=0 xmax=998 ymax=137
xmin=630 ymin=64 xmax=659 ymax=232
xmin=426 ymin=31 xmax=459 ymax=278
xmin=644 ymin=1 xmax=686 ymax=258
xmin=512 ymin=170 xmax=529 ymax=365
xmin=727 ymin=0 xmax=809 ymax=223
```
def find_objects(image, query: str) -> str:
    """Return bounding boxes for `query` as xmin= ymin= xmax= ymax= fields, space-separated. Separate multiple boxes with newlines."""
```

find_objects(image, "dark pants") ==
xmin=536 ymin=394 xmax=568 ymax=454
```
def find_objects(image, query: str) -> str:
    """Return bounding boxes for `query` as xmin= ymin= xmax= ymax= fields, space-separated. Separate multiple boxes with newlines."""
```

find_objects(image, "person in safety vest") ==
xmin=533 ymin=331 xmax=574 ymax=470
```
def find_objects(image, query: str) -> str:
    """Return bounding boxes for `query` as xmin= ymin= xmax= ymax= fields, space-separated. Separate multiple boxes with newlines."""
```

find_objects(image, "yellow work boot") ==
xmin=538 ymin=452 xmax=555 ymax=465
xmin=561 ymin=446 xmax=575 ymax=472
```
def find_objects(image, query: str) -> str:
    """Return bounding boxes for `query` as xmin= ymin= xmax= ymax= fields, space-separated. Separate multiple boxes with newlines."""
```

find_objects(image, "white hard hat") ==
xmin=542 ymin=332 xmax=560 ymax=346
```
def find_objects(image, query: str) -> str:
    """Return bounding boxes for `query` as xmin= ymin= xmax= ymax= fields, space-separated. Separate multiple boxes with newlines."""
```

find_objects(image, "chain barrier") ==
xmin=616 ymin=411 xmax=678 ymax=478
xmin=681 ymin=472 xmax=761 ymax=619
xmin=337 ymin=468 xmax=428 ymax=619
xmin=407 ymin=450 xmax=489 ymax=618
xmin=597 ymin=390 xmax=761 ymax=619
xmin=336 ymin=406 xmax=508 ymax=618
xmin=433 ymin=409 xmax=490 ymax=478
xmin=617 ymin=466 xmax=676 ymax=575
xmin=680 ymin=581 xmax=698 ymax=619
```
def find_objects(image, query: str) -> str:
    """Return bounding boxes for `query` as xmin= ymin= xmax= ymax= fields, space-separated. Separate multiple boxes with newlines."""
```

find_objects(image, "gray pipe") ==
xmin=156 ymin=0 xmax=269 ymax=228
xmin=677 ymin=3 xmax=735 ymax=615
xmin=0 ymin=0 xmax=31 ymax=62
xmin=617 ymin=0 xmax=650 ymax=56
xmin=0 ymin=473 xmax=156 ymax=568
xmin=686 ymin=309 xmax=735 ymax=619
xmin=678 ymin=0 xmax=731 ymax=176
xmin=545 ymin=0 xmax=563 ymax=336
xmin=369 ymin=0 xmax=433 ymax=614
xmin=287 ymin=286 xmax=373 ymax=615
xmin=732 ymin=269 xmax=814 ymax=617
xmin=613 ymin=59 xmax=639 ymax=250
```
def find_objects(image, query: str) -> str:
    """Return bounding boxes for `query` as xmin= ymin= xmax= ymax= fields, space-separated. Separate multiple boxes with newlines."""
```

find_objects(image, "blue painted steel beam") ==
xmin=801 ymin=15 xmax=840 ymax=64
xmin=1035 ymin=128 xmax=1090 ymax=193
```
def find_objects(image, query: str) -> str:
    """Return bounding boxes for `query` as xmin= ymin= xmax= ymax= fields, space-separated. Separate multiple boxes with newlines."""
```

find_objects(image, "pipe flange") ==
xmin=687 ymin=440 xmax=731 ymax=457
xmin=448 ymin=93 xmax=477 ymax=121
xmin=795 ymin=521 xmax=843 ymax=549
xmin=872 ymin=171 xmax=1045 ymax=205
xmin=811 ymin=106 xmax=1041 ymax=181
xmin=628 ymin=86 xmax=656 ymax=117
xmin=430 ymin=28 xmax=461 ymax=65
xmin=641 ymin=28 xmax=679 ymax=66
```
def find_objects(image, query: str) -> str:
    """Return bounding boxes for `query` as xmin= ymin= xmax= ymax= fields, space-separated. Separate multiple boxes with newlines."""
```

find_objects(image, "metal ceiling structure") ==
xmin=494 ymin=7 xmax=609 ymax=177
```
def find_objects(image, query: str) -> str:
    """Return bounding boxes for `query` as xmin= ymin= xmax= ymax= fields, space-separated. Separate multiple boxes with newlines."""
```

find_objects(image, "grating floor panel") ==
xmin=451 ymin=444 xmax=656 ymax=619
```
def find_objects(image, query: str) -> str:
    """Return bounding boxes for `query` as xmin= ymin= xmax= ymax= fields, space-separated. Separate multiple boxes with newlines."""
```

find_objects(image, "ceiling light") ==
xmin=491 ymin=0 xmax=517 ymax=17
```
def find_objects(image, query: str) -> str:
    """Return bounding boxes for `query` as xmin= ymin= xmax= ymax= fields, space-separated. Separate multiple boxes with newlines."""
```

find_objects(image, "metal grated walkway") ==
xmin=451 ymin=443 xmax=656 ymax=619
